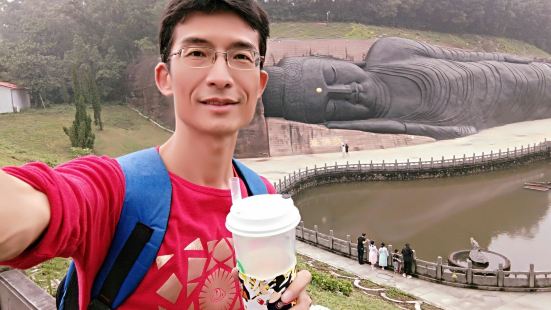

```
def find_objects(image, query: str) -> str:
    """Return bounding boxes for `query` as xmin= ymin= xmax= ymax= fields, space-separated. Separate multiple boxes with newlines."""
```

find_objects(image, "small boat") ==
xmin=523 ymin=184 xmax=550 ymax=192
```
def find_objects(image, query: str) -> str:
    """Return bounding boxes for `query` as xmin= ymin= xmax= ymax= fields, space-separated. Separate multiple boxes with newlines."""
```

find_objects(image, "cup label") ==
xmin=238 ymin=267 xmax=296 ymax=310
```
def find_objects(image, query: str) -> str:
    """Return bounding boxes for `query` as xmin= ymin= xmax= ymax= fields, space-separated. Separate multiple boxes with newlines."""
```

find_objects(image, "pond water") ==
xmin=294 ymin=161 xmax=551 ymax=271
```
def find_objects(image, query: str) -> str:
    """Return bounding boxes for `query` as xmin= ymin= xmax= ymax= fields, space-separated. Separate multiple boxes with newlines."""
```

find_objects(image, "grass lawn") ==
xmin=0 ymin=104 xmax=171 ymax=167
xmin=271 ymin=22 xmax=551 ymax=58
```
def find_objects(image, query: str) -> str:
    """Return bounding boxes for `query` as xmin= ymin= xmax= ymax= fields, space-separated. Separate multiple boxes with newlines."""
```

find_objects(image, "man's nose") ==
xmin=205 ymin=54 xmax=234 ymax=89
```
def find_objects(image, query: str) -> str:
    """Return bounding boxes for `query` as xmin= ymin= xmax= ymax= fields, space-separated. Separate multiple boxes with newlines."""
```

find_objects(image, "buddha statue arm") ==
xmin=326 ymin=119 xmax=477 ymax=140
xmin=366 ymin=37 xmax=533 ymax=65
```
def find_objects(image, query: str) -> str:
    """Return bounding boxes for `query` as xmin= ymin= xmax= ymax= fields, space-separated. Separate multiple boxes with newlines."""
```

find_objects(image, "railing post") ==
xmin=441 ymin=156 xmax=444 ymax=168
xmin=324 ymin=163 xmax=327 ymax=173
xmin=334 ymin=162 xmax=337 ymax=171
xmin=418 ymin=158 xmax=422 ymax=170
xmin=314 ymin=225 xmax=319 ymax=245
xmin=529 ymin=264 xmax=535 ymax=288
xmin=314 ymin=164 xmax=317 ymax=176
xmin=467 ymin=261 xmax=473 ymax=284
xmin=358 ymin=160 xmax=361 ymax=172
xmin=452 ymin=155 xmax=456 ymax=167
xmin=498 ymin=263 xmax=504 ymax=287
xmin=463 ymin=153 xmax=466 ymax=166
xmin=283 ymin=176 xmax=286 ymax=188
xmin=346 ymin=161 xmax=349 ymax=170
xmin=382 ymin=160 xmax=385 ymax=170
xmin=300 ymin=221 xmax=305 ymax=239
xmin=482 ymin=152 xmax=485 ymax=163
xmin=436 ymin=256 xmax=443 ymax=280
xmin=346 ymin=234 xmax=352 ymax=257
xmin=498 ymin=149 xmax=501 ymax=159
xmin=305 ymin=166 xmax=308 ymax=176
xmin=472 ymin=153 xmax=475 ymax=164
xmin=388 ymin=245 xmax=393 ymax=267
xmin=369 ymin=160 xmax=373 ymax=170
xmin=490 ymin=150 xmax=493 ymax=160
xmin=329 ymin=229 xmax=334 ymax=250
xmin=394 ymin=159 xmax=398 ymax=170
xmin=407 ymin=158 xmax=410 ymax=170
xmin=430 ymin=157 xmax=433 ymax=168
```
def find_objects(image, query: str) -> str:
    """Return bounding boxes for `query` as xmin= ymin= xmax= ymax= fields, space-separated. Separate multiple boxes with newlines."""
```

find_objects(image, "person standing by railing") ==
xmin=392 ymin=249 xmax=401 ymax=274
xmin=357 ymin=233 xmax=367 ymax=265
xmin=368 ymin=240 xmax=379 ymax=270
xmin=401 ymin=243 xmax=414 ymax=278
xmin=379 ymin=242 xmax=389 ymax=270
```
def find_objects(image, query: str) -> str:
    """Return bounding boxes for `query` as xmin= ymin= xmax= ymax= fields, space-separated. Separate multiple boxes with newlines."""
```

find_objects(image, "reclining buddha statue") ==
xmin=262 ymin=37 xmax=551 ymax=139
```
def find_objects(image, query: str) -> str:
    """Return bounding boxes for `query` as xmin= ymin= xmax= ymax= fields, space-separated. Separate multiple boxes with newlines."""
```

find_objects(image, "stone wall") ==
xmin=265 ymin=118 xmax=434 ymax=156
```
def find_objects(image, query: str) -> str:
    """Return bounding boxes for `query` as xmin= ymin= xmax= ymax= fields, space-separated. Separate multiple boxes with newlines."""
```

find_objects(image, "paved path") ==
xmin=298 ymin=241 xmax=551 ymax=310
xmin=240 ymin=119 xmax=551 ymax=309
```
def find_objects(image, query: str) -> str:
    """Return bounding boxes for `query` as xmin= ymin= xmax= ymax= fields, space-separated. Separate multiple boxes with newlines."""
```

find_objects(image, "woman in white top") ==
xmin=378 ymin=242 xmax=389 ymax=270
xmin=368 ymin=240 xmax=379 ymax=270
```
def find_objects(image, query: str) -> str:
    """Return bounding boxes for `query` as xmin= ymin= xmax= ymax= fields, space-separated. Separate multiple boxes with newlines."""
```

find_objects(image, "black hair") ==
xmin=159 ymin=0 xmax=270 ymax=67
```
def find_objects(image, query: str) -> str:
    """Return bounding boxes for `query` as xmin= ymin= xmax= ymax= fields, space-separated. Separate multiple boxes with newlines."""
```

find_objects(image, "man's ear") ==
xmin=155 ymin=62 xmax=173 ymax=96
xmin=257 ymin=69 xmax=269 ymax=100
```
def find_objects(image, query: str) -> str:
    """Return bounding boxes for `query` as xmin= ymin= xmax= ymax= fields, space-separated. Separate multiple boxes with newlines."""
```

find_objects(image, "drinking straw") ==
xmin=229 ymin=177 xmax=242 ymax=204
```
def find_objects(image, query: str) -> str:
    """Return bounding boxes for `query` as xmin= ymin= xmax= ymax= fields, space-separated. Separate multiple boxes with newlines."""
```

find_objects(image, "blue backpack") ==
xmin=56 ymin=147 xmax=268 ymax=309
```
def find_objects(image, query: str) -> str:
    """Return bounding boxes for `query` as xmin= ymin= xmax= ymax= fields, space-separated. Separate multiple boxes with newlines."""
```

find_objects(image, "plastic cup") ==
xmin=226 ymin=194 xmax=301 ymax=310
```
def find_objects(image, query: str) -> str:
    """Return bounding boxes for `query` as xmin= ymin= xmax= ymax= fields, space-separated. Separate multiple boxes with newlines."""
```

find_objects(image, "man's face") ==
xmin=156 ymin=12 xmax=268 ymax=137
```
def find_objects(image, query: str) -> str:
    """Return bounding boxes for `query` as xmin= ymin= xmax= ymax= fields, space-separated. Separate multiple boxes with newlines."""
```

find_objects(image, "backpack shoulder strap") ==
xmin=90 ymin=147 xmax=172 ymax=309
xmin=232 ymin=158 xmax=268 ymax=196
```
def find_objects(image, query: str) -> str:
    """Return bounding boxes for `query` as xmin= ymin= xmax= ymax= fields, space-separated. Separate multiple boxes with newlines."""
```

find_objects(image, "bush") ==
xmin=70 ymin=147 xmax=93 ymax=158
xmin=311 ymin=270 xmax=353 ymax=296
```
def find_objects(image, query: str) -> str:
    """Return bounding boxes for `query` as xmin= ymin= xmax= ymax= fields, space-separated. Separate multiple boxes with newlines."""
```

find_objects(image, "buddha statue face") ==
xmin=263 ymin=57 xmax=380 ymax=123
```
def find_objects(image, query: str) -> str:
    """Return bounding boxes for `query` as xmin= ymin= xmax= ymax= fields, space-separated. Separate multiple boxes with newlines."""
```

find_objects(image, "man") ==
xmin=0 ymin=0 xmax=311 ymax=309
xmin=357 ymin=233 xmax=366 ymax=264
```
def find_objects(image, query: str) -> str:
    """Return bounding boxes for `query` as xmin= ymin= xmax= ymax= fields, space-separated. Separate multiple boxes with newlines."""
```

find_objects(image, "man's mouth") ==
xmin=200 ymin=98 xmax=239 ymax=106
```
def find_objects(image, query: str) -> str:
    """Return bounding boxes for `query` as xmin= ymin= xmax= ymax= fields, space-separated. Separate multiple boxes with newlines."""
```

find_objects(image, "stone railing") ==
xmin=0 ymin=268 xmax=55 ymax=309
xmin=296 ymin=221 xmax=551 ymax=291
xmin=415 ymin=257 xmax=551 ymax=291
xmin=274 ymin=140 xmax=551 ymax=195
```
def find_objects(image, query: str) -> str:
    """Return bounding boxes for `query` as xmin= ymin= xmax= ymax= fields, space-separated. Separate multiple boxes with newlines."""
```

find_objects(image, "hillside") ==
xmin=0 ymin=105 xmax=171 ymax=167
xmin=271 ymin=22 xmax=551 ymax=59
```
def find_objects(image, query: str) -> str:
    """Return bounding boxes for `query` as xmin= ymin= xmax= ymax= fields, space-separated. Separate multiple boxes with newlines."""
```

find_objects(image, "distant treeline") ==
xmin=261 ymin=0 xmax=551 ymax=54
xmin=1 ymin=0 xmax=549 ymax=106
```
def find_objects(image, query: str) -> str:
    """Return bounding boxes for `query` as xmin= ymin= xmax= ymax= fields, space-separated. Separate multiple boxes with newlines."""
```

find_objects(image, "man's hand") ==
xmin=231 ymin=268 xmax=312 ymax=309
xmin=281 ymin=269 xmax=312 ymax=309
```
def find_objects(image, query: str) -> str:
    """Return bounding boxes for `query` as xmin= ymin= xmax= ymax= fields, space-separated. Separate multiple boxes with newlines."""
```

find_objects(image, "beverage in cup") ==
xmin=226 ymin=194 xmax=301 ymax=310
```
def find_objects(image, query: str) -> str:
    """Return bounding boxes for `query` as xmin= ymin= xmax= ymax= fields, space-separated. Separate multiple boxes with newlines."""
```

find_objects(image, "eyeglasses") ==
xmin=169 ymin=46 xmax=264 ymax=70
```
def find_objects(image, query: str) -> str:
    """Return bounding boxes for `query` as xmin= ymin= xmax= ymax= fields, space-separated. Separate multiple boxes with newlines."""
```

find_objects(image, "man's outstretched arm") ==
xmin=0 ymin=170 xmax=51 ymax=261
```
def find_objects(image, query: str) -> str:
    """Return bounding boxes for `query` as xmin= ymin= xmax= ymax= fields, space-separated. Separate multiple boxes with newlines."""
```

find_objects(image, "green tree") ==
xmin=63 ymin=67 xmax=95 ymax=149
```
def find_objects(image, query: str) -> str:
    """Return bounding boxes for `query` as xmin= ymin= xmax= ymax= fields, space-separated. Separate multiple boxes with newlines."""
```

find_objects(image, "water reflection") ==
xmin=294 ymin=161 xmax=551 ymax=271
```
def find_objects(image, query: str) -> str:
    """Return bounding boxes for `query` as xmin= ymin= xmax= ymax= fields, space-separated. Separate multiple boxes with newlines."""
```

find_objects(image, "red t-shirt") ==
xmin=1 ymin=154 xmax=275 ymax=309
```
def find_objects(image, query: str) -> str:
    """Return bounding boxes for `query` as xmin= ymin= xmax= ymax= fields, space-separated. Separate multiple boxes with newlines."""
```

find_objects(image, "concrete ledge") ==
xmin=416 ymin=274 xmax=551 ymax=292
xmin=0 ymin=269 xmax=55 ymax=310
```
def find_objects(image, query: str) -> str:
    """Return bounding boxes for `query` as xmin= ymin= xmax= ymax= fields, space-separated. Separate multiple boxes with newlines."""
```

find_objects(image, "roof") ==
xmin=0 ymin=82 xmax=22 ymax=90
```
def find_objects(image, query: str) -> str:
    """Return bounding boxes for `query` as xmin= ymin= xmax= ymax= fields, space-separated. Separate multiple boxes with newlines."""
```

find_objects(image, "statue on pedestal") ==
xmin=469 ymin=237 xmax=489 ymax=266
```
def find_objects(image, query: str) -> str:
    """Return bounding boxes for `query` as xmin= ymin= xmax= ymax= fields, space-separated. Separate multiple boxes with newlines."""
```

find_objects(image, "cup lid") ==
xmin=226 ymin=194 xmax=301 ymax=238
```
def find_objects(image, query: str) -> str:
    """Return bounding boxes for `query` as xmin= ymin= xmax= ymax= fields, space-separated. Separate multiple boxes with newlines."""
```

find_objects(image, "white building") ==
xmin=0 ymin=82 xmax=31 ymax=114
